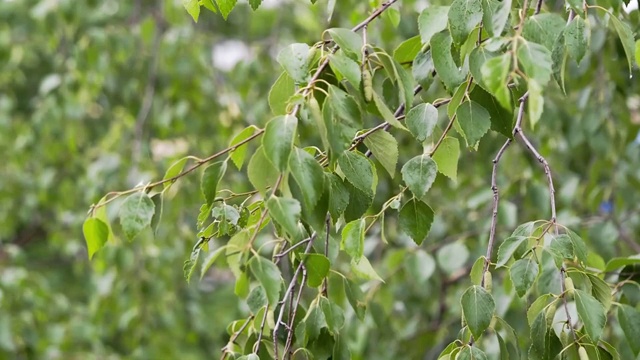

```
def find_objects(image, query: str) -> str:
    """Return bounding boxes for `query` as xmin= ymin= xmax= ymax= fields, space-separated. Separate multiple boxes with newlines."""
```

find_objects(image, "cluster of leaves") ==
xmin=80 ymin=0 xmax=640 ymax=359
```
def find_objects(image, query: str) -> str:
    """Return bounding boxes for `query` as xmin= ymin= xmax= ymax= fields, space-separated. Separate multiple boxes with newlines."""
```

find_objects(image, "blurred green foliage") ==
xmin=1 ymin=0 xmax=640 ymax=359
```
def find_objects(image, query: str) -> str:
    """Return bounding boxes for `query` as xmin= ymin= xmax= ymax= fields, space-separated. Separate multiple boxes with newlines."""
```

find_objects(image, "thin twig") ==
xmin=274 ymin=236 xmax=314 ymax=263
xmin=534 ymin=0 xmax=544 ymax=14
xmin=220 ymin=315 xmax=255 ymax=360
xmin=253 ymin=306 xmax=270 ymax=354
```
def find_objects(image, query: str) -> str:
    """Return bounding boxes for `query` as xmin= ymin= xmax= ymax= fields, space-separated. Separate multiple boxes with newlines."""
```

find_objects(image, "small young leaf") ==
xmin=406 ymin=103 xmax=439 ymax=142
xmin=338 ymin=151 xmax=374 ymax=195
xmin=461 ymin=285 xmax=496 ymax=340
xmin=481 ymin=53 xmax=512 ymax=110
xmin=456 ymin=100 xmax=491 ymax=147
xmin=418 ymin=6 xmax=450 ymax=45
xmin=248 ymin=0 xmax=262 ymax=11
xmin=399 ymin=199 xmax=434 ymax=245
xmin=262 ymin=115 xmax=297 ymax=172
xmin=163 ymin=157 xmax=189 ymax=190
xmin=200 ymin=246 xmax=227 ymax=279
xmin=342 ymin=219 xmax=365 ymax=260
xmin=448 ymin=0 xmax=483 ymax=45
xmin=326 ymin=28 xmax=362 ymax=60
xmin=303 ymin=254 xmax=331 ymax=288
xmin=510 ymin=258 xmax=539 ymax=297
xmin=277 ymin=43 xmax=312 ymax=83
xmin=229 ymin=126 xmax=257 ymax=169
xmin=401 ymin=154 xmax=438 ymax=198
xmin=393 ymin=35 xmax=422 ymax=64
xmin=289 ymin=147 xmax=325 ymax=208
xmin=574 ymin=289 xmax=607 ymax=342
xmin=249 ymin=256 xmax=283 ymax=307
xmin=201 ymin=161 xmax=227 ymax=206
xmin=431 ymin=31 xmax=467 ymax=91
xmin=217 ymin=0 xmax=237 ymax=20
xmin=182 ymin=0 xmax=200 ymax=22
xmin=269 ymin=71 xmax=295 ymax=115
xmin=618 ymin=304 xmax=640 ymax=355
xmin=351 ymin=256 xmax=383 ymax=282
xmin=83 ymin=217 xmax=108 ymax=260
xmin=363 ymin=131 xmax=398 ymax=177
xmin=266 ymin=196 xmax=301 ymax=237
xmin=432 ymin=136 xmax=460 ymax=182
xmin=119 ymin=192 xmax=155 ymax=241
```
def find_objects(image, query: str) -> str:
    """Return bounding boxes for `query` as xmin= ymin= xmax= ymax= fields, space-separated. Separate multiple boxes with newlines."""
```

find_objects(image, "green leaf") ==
xmin=510 ymin=258 xmax=539 ymax=297
xmin=329 ymin=53 xmax=361 ymax=89
xmin=351 ymin=256 xmax=383 ymax=282
xmin=343 ymin=278 xmax=366 ymax=320
xmin=269 ymin=71 xmax=296 ymax=115
xmin=83 ymin=217 xmax=108 ymax=260
xmin=247 ymin=286 xmax=267 ymax=313
xmin=523 ymin=13 xmax=566 ymax=51
xmin=289 ymin=147 xmax=325 ymax=209
xmin=406 ymin=103 xmax=438 ymax=142
xmin=401 ymin=154 xmax=438 ymax=198
xmin=217 ymin=0 xmax=237 ymax=20
xmin=588 ymin=274 xmax=612 ymax=311
xmin=249 ymin=255 xmax=282 ymax=307
xmin=481 ymin=0 xmax=511 ymax=38
xmin=234 ymin=271 xmax=249 ymax=298
xmin=551 ymin=31 xmax=569 ymax=93
xmin=618 ymin=304 xmax=640 ymax=355
xmin=469 ymin=86 xmax=513 ymax=138
xmin=229 ymin=126 xmax=257 ymax=169
xmin=527 ymin=80 xmax=543 ymax=130
xmin=393 ymin=35 xmax=422 ymax=64
xmin=457 ymin=346 xmax=488 ymax=360
xmin=496 ymin=236 xmax=528 ymax=267
xmin=342 ymin=219 xmax=365 ymax=260
xmin=566 ymin=229 xmax=588 ymax=264
xmin=201 ymin=161 xmax=227 ymax=206
xmin=248 ymin=0 xmax=262 ymax=10
xmin=565 ymin=16 xmax=589 ymax=63
xmin=469 ymin=47 xmax=497 ymax=92
xmin=431 ymin=31 xmax=467 ymax=91
xmin=604 ymin=255 xmax=640 ymax=272
xmin=418 ymin=6 xmax=450 ymax=45
xmin=201 ymin=0 xmax=216 ymax=12
xmin=327 ymin=173 xmax=350 ymax=220
xmin=247 ymin=146 xmax=279 ymax=195
xmin=277 ymin=43 xmax=312 ymax=83
xmin=118 ymin=192 xmax=155 ymax=241
xmin=163 ymin=157 xmax=189 ymax=190
xmin=372 ymin=91 xmax=407 ymax=130
xmin=548 ymin=234 xmax=574 ymax=262
xmin=448 ymin=0 xmax=483 ymax=45
xmin=574 ymin=289 xmax=607 ymax=342
xmin=319 ymin=297 xmax=345 ymax=335
xmin=304 ymin=254 xmax=330 ymax=288
xmin=344 ymin=181 xmax=373 ymax=222
xmin=609 ymin=12 xmax=636 ymax=74
xmin=481 ymin=53 xmax=511 ymax=109
xmin=527 ymin=294 xmax=554 ymax=325
xmin=182 ymin=0 xmax=200 ymax=22
xmin=438 ymin=242 xmax=470 ymax=275
xmin=456 ymin=100 xmax=491 ymax=147
xmin=363 ymin=131 xmax=398 ymax=177
xmin=461 ymin=285 xmax=496 ymax=340
xmin=183 ymin=244 xmax=201 ymax=283
xmin=200 ymin=246 xmax=227 ymax=279
xmin=399 ymin=199 xmax=434 ymax=245
xmin=266 ymin=196 xmax=301 ymax=237
xmin=636 ymin=40 xmax=640 ymax=67
xmin=338 ymin=151 xmax=374 ymax=195
xmin=413 ymin=51 xmax=435 ymax=89
xmin=432 ymin=136 xmax=460 ymax=181
xmin=517 ymin=39 xmax=553 ymax=85
xmin=262 ymin=115 xmax=297 ymax=172
xmin=326 ymin=28 xmax=362 ymax=60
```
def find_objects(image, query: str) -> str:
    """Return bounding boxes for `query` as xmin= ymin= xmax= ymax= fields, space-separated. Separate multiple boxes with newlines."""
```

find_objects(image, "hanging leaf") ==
xmin=406 ymin=103 xmax=439 ymax=142
xmin=303 ymin=254 xmax=331 ymax=288
xmin=401 ymin=154 xmax=438 ymax=198
xmin=249 ymin=255 xmax=283 ymax=307
xmin=182 ymin=0 xmax=200 ymax=22
xmin=608 ymin=12 xmax=636 ymax=74
xmin=229 ymin=126 xmax=258 ymax=169
xmin=456 ymin=100 xmax=491 ymax=147
xmin=248 ymin=0 xmax=262 ymax=10
xmin=431 ymin=31 xmax=467 ymax=91
xmin=448 ymin=0 xmax=483 ymax=45
xmin=461 ymin=285 xmax=496 ymax=340
xmin=319 ymin=297 xmax=345 ymax=335
xmin=119 ymin=192 xmax=155 ymax=241
xmin=343 ymin=278 xmax=366 ymax=320
xmin=565 ymin=16 xmax=590 ymax=64
xmin=457 ymin=346 xmax=488 ymax=360
xmin=327 ymin=173 xmax=350 ymax=220
xmin=326 ymin=28 xmax=362 ymax=60
xmin=247 ymin=146 xmax=279 ymax=195
xmin=269 ymin=71 xmax=296 ymax=115
xmin=83 ymin=217 xmax=108 ymax=260
xmin=393 ymin=35 xmax=422 ymax=64
xmin=266 ymin=196 xmax=301 ymax=237
xmin=262 ymin=115 xmax=297 ymax=172
xmin=481 ymin=0 xmax=511 ymax=38
xmin=342 ymin=219 xmax=365 ymax=260
xmin=163 ymin=157 xmax=189 ymax=190
xmin=618 ymin=304 xmax=640 ymax=355
xmin=574 ymin=289 xmax=607 ymax=342
xmin=496 ymin=236 xmax=528 ymax=267
xmin=363 ymin=130 xmax=398 ymax=177
xmin=517 ymin=39 xmax=553 ymax=86
xmin=217 ymin=0 xmax=237 ymax=20
xmin=351 ymin=256 xmax=384 ymax=282
xmin=399 ymin=198 xmax=434 ymax=245
xmin=200 ymin=246 xmax=227 ymax=279
xmin=481 ymin=53 xmax=512 ymax=110
xmin=432 ymin=136 xmax=460 ymax=181
xmin=527 ymin=79 xmax=544 ymax=130
xmin=201 ymin=161 xmax=227 ymax=206
xmin=510 ymin=258 xmax=539 ymax=297
xmin=523 ymin=13 xmax=566 ymax=51
xmin=329 ymin=52 xmax=361 ymax=88
xmin=277 ymin=43 xmax=312 ymax=83
xmin=338 ymin=151 xmax=374 ymax=195
xmin=289 ymin=147 xmax=325 ymax=209
xmin=418 ymin=6 xmax=450 ymax=45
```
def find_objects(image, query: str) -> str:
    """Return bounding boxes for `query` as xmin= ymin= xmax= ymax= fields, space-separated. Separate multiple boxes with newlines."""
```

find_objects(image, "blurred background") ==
xmin=1 ymin=0 xmax=639 ymax=359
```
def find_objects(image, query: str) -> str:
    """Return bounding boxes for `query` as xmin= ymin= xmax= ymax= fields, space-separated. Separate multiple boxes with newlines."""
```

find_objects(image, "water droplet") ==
xmin=630 ymin=73 xmax=633 ymax=79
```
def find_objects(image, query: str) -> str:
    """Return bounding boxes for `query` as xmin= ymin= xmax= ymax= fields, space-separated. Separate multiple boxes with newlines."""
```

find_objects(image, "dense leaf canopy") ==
xmin=1 ymin=0 xmax=640 ymax=359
